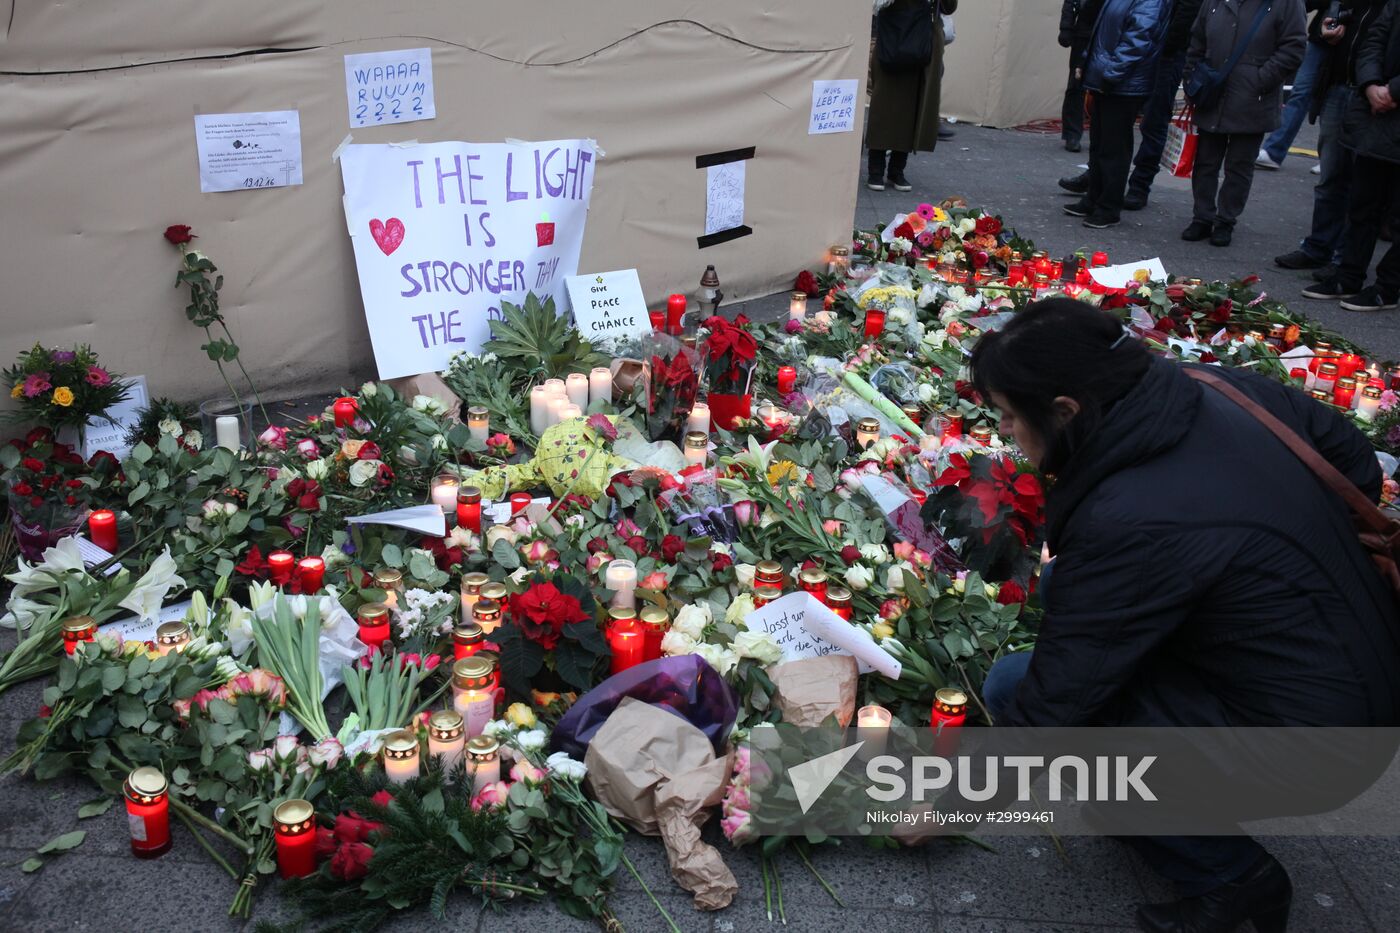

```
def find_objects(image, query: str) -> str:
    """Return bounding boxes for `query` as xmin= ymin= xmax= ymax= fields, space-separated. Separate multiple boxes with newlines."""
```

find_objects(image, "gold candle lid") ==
xmin=790 ymin=290 xmax=807 ymax=302
xmin=1363 ymin=385 xmax=1384 ymax=399
xmin=62 ymin=614 xmax=97 ymax=634
xmin=755 ymin=559 xmax=783 ymax=579
xmin=970 ymin=424 xmax=994 ymax=438
xmin=453 ymin=621 xmax=484 ymax=644
xmin=467 ymin=405 xmax=488 ymax=420
xmin=453 ymin=656 xmax=495 ymax=690
xmin=683 ymin=431 xmax=708 ymax=450
xmin=1336 ymin=376 xmax=1358 ymax=390
xmin=640 ymin=606 xmax=669 ymax=630
xmin=429 ymin=709 xmax=465 ymax=740
xmin=124 ymin=766 xmax=168 ymax=803
xmin=826 ymin=585 xmax=853 ymax=606
xmin=1318 ymin=362 xmax=1339 ymax=377
xmin=480 ymin=582 xmax=509 ymax=602
xmin=799 ymin=567 xmax=828 ymax=586
xmin=935 ymin=687 xmax=968 ymax=710
xmin=382 ymin=731 xmax=419 ymax=760
xmin=357 ymin=602 xmax=390 ymax=625
xmin=466 ymin=735 xmax=499 ymax=759
xmin=1308 ymin=389 xmax=1333 ymax=402
xmin=609 ymin=606 xmax=639 ymax=625
xmin=830 ymin=245 xmax=850 ymax=257
xmin=273 ymin=798 xmax=315 ymax=832
xmin=155 ymin=621 xmax=189 ymax=645
xmin=373 ymin=568 xmax=403 ymax=589
xmin=472 ymin=598 xmax=502 ymax=622
xmin=462 ymin=571 xmax=489 ymax=594
xmin=753 ymin=584 xmax=784 ymax=602
xmin=457 ymin=485 xmax=482 ymax=505
xmin=856 ymin=417 xmax=880 ymax=434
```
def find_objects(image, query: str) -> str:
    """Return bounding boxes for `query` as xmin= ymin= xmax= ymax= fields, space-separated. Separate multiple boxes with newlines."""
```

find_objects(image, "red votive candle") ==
xmin=1337 ymin=353 xmax=1365 ymax=379
xmin=123 ymin=767 xmax=171 ymax=859
xmin=931 ymin=687 xmax=968 ymax=757
xmin=648 ymin=308 xmax=665 ymax=331
xmin=457 ymin=485 xmax=482 ymax=534
xmin=358 ymin=603 xmax=392 ymax=653
xmin=864 ymin=309 xmax=886 ymax=339
xmin=333 ymin=396 xmax=358 ymax=428
xmin=666 ymin=294 xmax=687 ymax=335
xmin=267 ymin=551 xmax=295 ymax=586
xmin=776 ymin=366 xmax=797 ymax=395
xmin=62 ymin=615 xmax=97 ymax=656
xmin=1289 ymin=367 xmax=1308 ymax=385
xmin=1091 ymin=251 xmax=1109 ymax=267
xmin=453 ymin=621 xmax=484 ymax=661
xmin=641 ymin=606 xmax=669 ymax=663
xmin=509 ymin=492 xmax=532 ymax=516
xmin=297 ymin=556 xmax=325 ymax=593
xmin=273 ymin=799 xmax=318 ymax=879
xmin=799 ymin=567 xmax=829 ymax=604
xmin=1006 ymin=266 xmax=1024 ymax=287
xmin=1333 ymin=377 xmax=1358 ymax=409
xmin=608 ymin=608 xmax=645 ymax=674
xmin=88 ymin=510 xmax=118 ymax=553
xmin=1049 ymin=260 xmax=1065 ymax=280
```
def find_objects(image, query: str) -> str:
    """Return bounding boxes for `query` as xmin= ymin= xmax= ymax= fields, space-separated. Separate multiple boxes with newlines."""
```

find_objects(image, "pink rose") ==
xmin=640 ymin=571 xmax=668 ymax=591
xmin=258 ymin=426 xmax=290 ymax=450
xmin=892 ymin=541 xmax=915 ymax=562
xmin=732 ymin=500 xmax=759 ymax=527
xmin=296 ymin=438 xmax=319 ymax=459
xmin=471 ymin=780 xmax=512 ymax=812
xmin=510 ymin=760 xmax=547 ymax=785
xmin=822 ymin=519 xmax=844 ymax=537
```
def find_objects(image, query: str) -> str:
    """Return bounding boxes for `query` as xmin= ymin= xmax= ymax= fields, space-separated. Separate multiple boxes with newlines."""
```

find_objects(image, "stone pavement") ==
xmin=3 ymin=124 xmax=1399 ymax=931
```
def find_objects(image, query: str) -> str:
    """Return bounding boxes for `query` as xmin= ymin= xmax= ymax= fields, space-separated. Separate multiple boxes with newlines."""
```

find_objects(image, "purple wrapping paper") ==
xmin=551 ymin=654 xmax=739 ymax=760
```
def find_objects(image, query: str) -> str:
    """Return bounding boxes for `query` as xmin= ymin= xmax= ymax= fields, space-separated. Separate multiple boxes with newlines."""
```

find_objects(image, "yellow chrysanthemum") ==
xmin=766 ymin=460 xmax=800 ymax=485
xmin=931 ymin=207 xmax=949 ymax=223
xmin=10 ymin=384 xmax=22 ymax=399
xmin=51 ymin=386 xmax=74 ymax=407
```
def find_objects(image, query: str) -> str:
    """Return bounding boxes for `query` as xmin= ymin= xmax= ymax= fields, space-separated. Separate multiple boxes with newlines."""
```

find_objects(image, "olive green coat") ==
xmin=867 ymin=0 xmax=957 ymax=153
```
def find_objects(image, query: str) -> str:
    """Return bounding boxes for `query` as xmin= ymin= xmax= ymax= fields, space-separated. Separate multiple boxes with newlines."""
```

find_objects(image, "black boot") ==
xmin=1136 ymin=853 xmax=1291 ymax=933
xmin=887 ymin=151 xmax=912 ymax=191
xmin=867 ymin=150 xmax=887 ymax=191
xmin=1058 ymin=171 xmax=1089 ymax=194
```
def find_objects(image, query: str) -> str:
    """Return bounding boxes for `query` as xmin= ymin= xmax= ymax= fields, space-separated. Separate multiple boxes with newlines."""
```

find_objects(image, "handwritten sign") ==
xmin=745 ymin=592 xmax=902 ymax=678
xmin=809 ymin=79 xmax=859 ymax=135
xmin=340 ymin=139 xmax=596 ymax=379
xmin=98 ymin=600 xmax=192 ymax=645
xmin=344 ymin=48 xmax=436 ymax=129
xmin=705 ymin=161 xmax=746 ymax=235
xmin=194 ymin=111 xmax=303 ymax=193
xmin=84 ymin=375 xmax=148 ymax=461
xmin=564 ymin=269 xmax=649 ymax=342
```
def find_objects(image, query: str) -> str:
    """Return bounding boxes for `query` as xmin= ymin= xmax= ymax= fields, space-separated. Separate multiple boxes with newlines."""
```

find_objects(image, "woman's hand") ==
xmin=1366 ymin=84 xmax=1397 ymax=115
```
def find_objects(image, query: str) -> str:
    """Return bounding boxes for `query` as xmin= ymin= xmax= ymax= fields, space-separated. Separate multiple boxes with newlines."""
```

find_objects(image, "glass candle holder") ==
xmin=931 ymin=687 xmax=968 ymax=756
xmin=798 ymin=567 xmax=829 ymax=603
xmin=1358 ymin=385 xmax=1384 ymax=422
xmin=510 ymin=492 xmax=533 ymax=515
xmin=467 ymin=736 xmax=501 ymax=793
xmin=472 ymin=598 xmax=503 ymax=636
xmin=605 ymin=560 xmax=637 ymax=609
xmin=529 ymin=385 xmax=550 ymax=436
xmin=431 ymin=473 xmax=460 ymax=513
xmin=466 ymin=406 xmax=489 ymax=443
xmin=788 ymin=291 xmax=808 ymax=322
xmin=62 ymin=615 xmax=97 ymax=656
xmin=855 ymin=418 xmax=880 ymax=449
xmin=641 ymin=606 xmax=670 ymax=662
xmin=373 ymin=567 xmax=404 ymax=611
xmin=777 ymin=366 xmax=797 ymax=395
xmin=332 ymin=396 xmax=359 ymax=428
xmin=453 ymin=621 xmax=484 ymax=661
xmin=381 ymin=730 xmax=420 ymax=785
xmin=828 ymin=245 xmax=850 ymax=276
xmin=357 ymin=603 xmax=392 ymax=653
xmin=459 ymin=571 xmax=489 ymax=625
xmin=589 ymin=367 xmax=613 ymax=408
xmin=200 ymin=397 xmax=253 ymax=451
xmin=755 ymin=560 xmax=784 ymax=590
xmin=453 ymin=655 xmax=497 ymax=737
xmin=155 ymin=621 xmax=190 ymax=656
xmin=273 ymin=798 xmax=318 ymax=879
xmin=687 ymin=402 xmax=711 ymax=435
xmin=683 ymin=431 xmax=708 ymax=467
xmin=826 ymin=585 xmax=853 ymax=621
xmin=88 ymin=509 xmax=118 ymax=553
xmin=124 ymin=767 xmax=171 ymax=858
xmin=267 ymin=550 xmax=295 ymax=586
xmin=608 ymin=607 xmax=645 ymax=675
xmin=753 ymin=585 xmax=783 ymax=608
xmin=297 ymin=556 xmax=325 ymax=593
xmin=456 ymin=485 xmax=482 ymax=534
xmin=970 ymin=424 xmax=994 ymax=447
xmin=856 ymin=704 xmax=892 ymax=758
xmin=427 ymin=709 xmax=466 ymax=776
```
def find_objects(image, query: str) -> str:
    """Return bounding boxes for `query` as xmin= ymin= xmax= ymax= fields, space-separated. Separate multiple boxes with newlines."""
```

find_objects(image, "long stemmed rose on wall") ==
xmin=162 ymin=225 xmax=268 ymax=425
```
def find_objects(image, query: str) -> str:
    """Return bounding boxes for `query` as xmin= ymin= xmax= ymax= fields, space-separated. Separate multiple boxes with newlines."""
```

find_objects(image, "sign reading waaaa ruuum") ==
xmin=339 ymin=140 xmax=596 ymax=379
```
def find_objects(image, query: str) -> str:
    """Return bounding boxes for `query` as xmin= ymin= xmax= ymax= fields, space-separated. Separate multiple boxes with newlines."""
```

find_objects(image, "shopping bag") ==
xmin=1161 ymin=108 xmax=1197 ymax=179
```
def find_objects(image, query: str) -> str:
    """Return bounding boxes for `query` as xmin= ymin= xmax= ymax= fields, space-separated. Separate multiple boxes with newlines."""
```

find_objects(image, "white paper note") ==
xmin=344 ymin=48 xmax=436 ymax=128
xmin=345 ymin=504 xmax=446 ymax=536
xmin=564 ymin=269 xmax=650 ymax=342
xmin=484 ymin=497 xmax=549 ymax=525
xmin=1088 ymin=258 xmax=1168 ymax=290
xmin=74 ymin=536 xmax=122 ymax=576
xmin=705 ymin=161 xmax=746 ymax=235
xmin=98 ymin=600 xmax=192 ymax=645
xmin=809 ymin=79 xmax=859 ymax=135
xmin=744 ymin=592 xmax=901 ymax=678
xmin=84 ymin=375 xmax=148 ymax=461
xmin=194 ymin=111 xmax=304 ymax=193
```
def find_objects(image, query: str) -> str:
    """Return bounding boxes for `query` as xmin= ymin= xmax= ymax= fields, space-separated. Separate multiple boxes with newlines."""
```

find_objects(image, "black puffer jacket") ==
xmin=1001 ymin=359 xmax=1400 ymax=729
xmin=1342 ymin=0 xmax=1400 ymax=163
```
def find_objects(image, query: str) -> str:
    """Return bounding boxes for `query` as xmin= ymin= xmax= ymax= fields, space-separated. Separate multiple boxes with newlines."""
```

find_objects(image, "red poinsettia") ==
xmin=510 ymin=582 xmax=589 ymax=650
xmin=234 ymin=544 xmax=270 ymax=579
xmin=975 ymin=215 xmax=1002 ymax=236
xmin=700 ymin=315 xmax=758 ymax=391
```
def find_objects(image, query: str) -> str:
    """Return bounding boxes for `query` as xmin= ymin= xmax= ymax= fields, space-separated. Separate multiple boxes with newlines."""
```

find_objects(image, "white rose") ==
xmin=486 ymin=525 xmax=518 ymax=549
xmin=222 ymin=501 xmax=239 ymax=517
xmin=661 ymin=629 xmax=698 ymax=656
xmin=694 ymin=643 xmax=737 ymax=677
xmin=183 ymin=430 xmax=202 ymax=448
xmin=917 ymin=283 xmax=940 ymax=307
xmin=546 ymin=751 xmax=587 ymax=780
xmin=158 ymin=418 xmax=183 ymax=438
xmin=725 ymin=593 xmax=756 ymax=626
xmin=202 ymin=499 xmax=223 ymax=520
xmin=412 ymin=394 xmax=446 ymax=415
xmin=360 ymin=382 xmax=378 ymax=397
xmin=446 ymin=526 xmax=476 ymax=550
xmin=431 ymin=434 xmax=448 ymax=452
xmin=735 ymin=564 xmax=756 ymax=590
xmin=733 ymin=630 xmax=783 ymax=665
xmin=916 ymin=383 xmax=936 ymax=404
xmin=889 ymin=236 xmax=913 ymax=253
xmin=306 ymin=458 xmax=330 ymax=481
xmin=959 ymin=217 xmax=977 ymax=235
xmin=672 ymin=604 xmax=712 ymax=640
xmin=348 ymin=459 xmax=379 ymax=487
xmin=889 ymin=306 xmax=912 ymax=326
xmin=844 ymin=564 xmax=874 ymax=591
xmin=859 ymin=543 xmax=891 ymax=565
xmin=516 ymin=729 xmax=547 ymax=751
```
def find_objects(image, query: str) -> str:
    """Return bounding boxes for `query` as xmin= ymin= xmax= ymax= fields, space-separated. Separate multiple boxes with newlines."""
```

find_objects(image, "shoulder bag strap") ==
xmin=1185 ymin=367 xmax=1394 ymax=535
xmin=1219 ymin=2 xmax=1273 ymax=80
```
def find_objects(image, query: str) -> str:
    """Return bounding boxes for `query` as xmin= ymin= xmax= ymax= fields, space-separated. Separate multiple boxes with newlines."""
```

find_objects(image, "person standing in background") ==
xmin=1059 ymin=0 xmax=1107 ymax=152
xmin=867 ymin=0 xmax=959 ymax=192
xmin=1256 ymin=2 xmax=1334 ymax=169
xmin=1181 ymin=0 xmax=1306 ymax=247
xmin=1063 ymin=0 xmax=1172 ymax=228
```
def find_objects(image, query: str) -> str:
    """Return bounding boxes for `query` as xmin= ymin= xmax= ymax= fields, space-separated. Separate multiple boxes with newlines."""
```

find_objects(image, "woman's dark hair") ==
xmin=969 ymin=298 xmax=1150 ymax=474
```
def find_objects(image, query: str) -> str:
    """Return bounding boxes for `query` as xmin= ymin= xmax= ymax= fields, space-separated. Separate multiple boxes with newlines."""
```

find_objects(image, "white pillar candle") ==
xmin=547 ymin=394 xmax=569 ymax=428
xmin=856 ymin=704 xmax=892 ymax=758
xmin=789 ymin=291 xmax=808 ymax=322
xmin=215 ymin=416 xmax=240 ymax=451
xmin=529 ymin=385 xmax=550 ymax=436
xmin=381 ymin=731 xmax=420 ymax=785
xmin=589 ymin=367 xmax=613 ymax=408
xmin=605 ymin=559 xmax=637 ymax=609
xmin=430 ymin=473 xmax=460 ymax=513
xmin=427 ymin=710 xmax=466 ymax=777
xmin=566 ymin=373 xmax=590 ymax=409
xmin=687 ymin=402 xmax=711 ymax=435
xmin=544 ymin=378 xmax=567 ymax=399
xmin=466 ymin=406 xmax=489 ymax=443
xmin=453 ymin=688 xmax=494 ymax=739
xmin=1358 ymin=389 xmax=1383 ymax=422
xmin=558 ymin=403 xmax=582 ymax=422
xmin=468 ymin=737 xmax=501 ymax=794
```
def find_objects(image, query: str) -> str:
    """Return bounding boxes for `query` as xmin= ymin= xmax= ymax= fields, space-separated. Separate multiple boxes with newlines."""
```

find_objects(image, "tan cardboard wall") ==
xmin=0 ymin=3 xmax=868 ymax=404
xmin=941 ymin=1 xmax=1067 ymax=128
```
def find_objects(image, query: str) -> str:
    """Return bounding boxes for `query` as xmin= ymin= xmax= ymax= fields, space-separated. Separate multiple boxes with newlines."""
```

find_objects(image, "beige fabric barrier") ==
xmin=0 ymin=3 xmax=867 ymax=403
xmin=941 ymin=1 xmax=1067 ymax=128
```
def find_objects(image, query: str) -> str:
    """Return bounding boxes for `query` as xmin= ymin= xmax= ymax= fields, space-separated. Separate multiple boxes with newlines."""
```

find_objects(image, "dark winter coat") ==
xmin=1083 ymin=0 xmax=1173 ymax=96
xmin=1342 ymin=0 xmax=1400 ymax=163
xmin=1310 ymin=0 xmax=1386 ymax=122
xmin=868 ymin=0 xmax=958 ymax=153
xmin=1185 ymin=0 xmax=1308 ymax=134
xmin=1166 ymin=0 xmax=1209 ymax=56
xmin=1060 ymin=0 xmax=1106 ymax=44
xmin=1000 ymin=359 xmax=1400 ymax=730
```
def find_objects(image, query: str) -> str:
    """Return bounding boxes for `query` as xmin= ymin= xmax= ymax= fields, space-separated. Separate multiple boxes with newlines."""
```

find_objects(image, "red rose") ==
xmin=314 ymin=826 xmax=336 ymax=859
xmin=893 ymin=221 xmax=916 ymax=241
xmin=975 ymin=215 xmax=1002 ymax=236
xmin=65 ymin=479 xmax=82 ymax=489
xmin=1209 ymin=301 xmax=1232 ymax=324
xmin=587 ymin=537 xmax=609 ymax=554
xmin=330 ymin=841 xmax=374 ymax=881
xmin=333 ymin=812 xmax=382 ymax=845
xmin=29 ymin=496 xmax=43 ymax=508
xmin=287 ymin=478 xmax=323 ymax=511
xmin=661 ymin=535 xmax=686 ymax=563
xmin=794 ymin=270 xmax=820 ymax=297
xmin=996 ymin=580 xmax=1027 ymax=606
xmin=711 ymin=552 xmax=734 ymax=573
xmin=625 ymin=535 xmax=649 ymax=556
xmin=39 ymin=475 xmax=57 ymax=490
xmin=88 ymin=450 xmax=120 ymax=472
xmin=163 ymin=224 xmax=196 ymax=246
xmin=11 ymin=482 xmax=32 ymax=496
xmin=1199 ymin=351 xmax=1219 ymax=363
xmin=21 ymin=457 xmax=44 ymax=473
xmin=370 ymin=790 xmax=393 ymax=808
xmin=840 ymin=545 xmax=861 ymax=565
xmin=25 ymin=427 xmax=53 ymax=445
xmin=356 ymin=441 xmax=382 ymax=461
xmin=511 ymin=582 xmax=588 ymax=650
xmin=64 ymin=495 xmax=77 ymax=506
xmin=375 ymin=463 xmax=394 ymax=487
xmin=234 ymin=544 xmax=269 ymax=579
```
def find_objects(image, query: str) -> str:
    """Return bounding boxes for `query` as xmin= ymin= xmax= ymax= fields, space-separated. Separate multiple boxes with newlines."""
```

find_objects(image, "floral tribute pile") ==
xmin=1 ymin=209 xmax=1397 ymax=928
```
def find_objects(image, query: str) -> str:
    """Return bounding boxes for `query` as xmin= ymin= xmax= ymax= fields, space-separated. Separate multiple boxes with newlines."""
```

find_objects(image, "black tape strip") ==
xmin=696 ymin=225 xmax=753 ymax=249
xmin=695 ymin=146 xmax=756 ymax=169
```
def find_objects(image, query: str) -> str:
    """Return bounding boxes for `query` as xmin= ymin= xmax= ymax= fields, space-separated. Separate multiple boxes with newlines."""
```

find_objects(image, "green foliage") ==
xmin=484 ymin=293 xmax=607 ymax=382
xmin=123 ymin=397 xmax=198 ymax=450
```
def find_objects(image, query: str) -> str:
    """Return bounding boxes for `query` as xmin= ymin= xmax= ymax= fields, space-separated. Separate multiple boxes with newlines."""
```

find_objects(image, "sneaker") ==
xmin=1210 ymin=225 xmax=1233 ymax=247
xmin=1063 ymin=200 xmax=1093 ymax=217
xmin=1340 ymin=285 xmax=1399 ymax=312
xmin=1058 ymin=172 xmax=1089 ymax=194
xmin=866 ymin=176 xmax=886 ymax=191
xmin=1312 ymin=263 xmax=1338 ymax=282
xmin=887 ymin=172 xmax=913 ymax=192
xmin=1181 ymin=220 xmax=1213 ymax=241
xmin=1064 ymin=138 xmax=1082 ymax=153
xmin=1274 ymin=249 xmax=1328 ymax=270
xmin=1255 ymin=150 xmax=1282 ymax=170
xmin=1311 ymin=164 xmax=1321 ymax=175
xmin=1083 ymin=212 xmax=1120 ymax=229
xmin=1301 ymin=278 xmax=1359 ymax=300
xmin=1123 ymin=190 xmax=1148 ymax=211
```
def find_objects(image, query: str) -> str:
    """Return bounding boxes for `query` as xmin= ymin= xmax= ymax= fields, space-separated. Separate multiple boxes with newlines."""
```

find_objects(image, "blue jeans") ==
xmin=1128 ymin=51 xmax=1187 ymax=196
xmin=1261 ymin=41 xmax=1325 ymax=164
xmin=1299 ymin=84 xmax=1355 ymax=263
